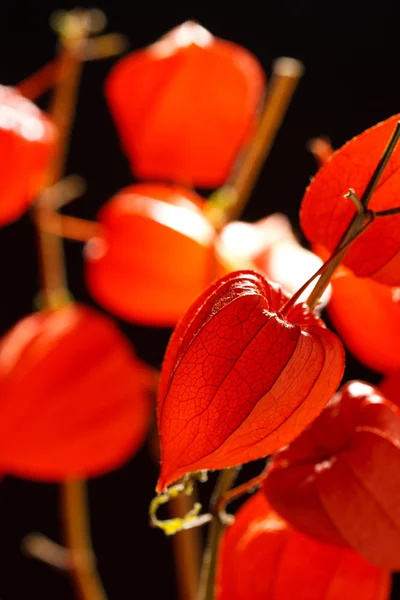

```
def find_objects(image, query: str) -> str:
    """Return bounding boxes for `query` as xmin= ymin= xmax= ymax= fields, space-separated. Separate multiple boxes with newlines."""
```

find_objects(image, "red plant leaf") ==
xmin=0 ymin=304 xmax=152 ymax=480
xmin=300 ymin=114 xmax=400 ymax=285
xmin=105 ymin=21 xmax=265 ymax=188
xmin=157 ymin=270 xmax=344 ymax=491
xmin=85 ymin=183 xmax=221 ymax=327
xmin=0 ymin=85 xmax=56 ymax=225
xmin=264 ymin=380 xmax=400 ymax=569
xmin=217 ymin=492 xmax=391 ymax=600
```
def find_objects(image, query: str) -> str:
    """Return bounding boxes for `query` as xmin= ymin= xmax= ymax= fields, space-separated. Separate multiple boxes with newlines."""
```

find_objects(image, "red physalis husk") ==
xmin=0 ymin=85 xmax=56 ymax=225
xmin=300 ymin=114 xmax=400 ymax=285
xmin=85 ymin=183 xmax=222 ymax=327
xmin=217 ymin=492 xmax=391 ymax=600
xmin=380 ymin=373 xmax=400 ymax=407
xmin=312 ymin=245 xmax=400 ymax=374
xmin=264 ymin=380 xmax=400 ymax=570
xmin=328 ymin=267 xmax=400 ymax=374
xmin=156 ymin=270 xmax=344 ymax=491
xmin=105 ymin=21 xmax=265 ymax=188
xmin=0 ymin=304 xmax=152 ymax=480
xmin=216 ymin=213 xmax=331 ymax=307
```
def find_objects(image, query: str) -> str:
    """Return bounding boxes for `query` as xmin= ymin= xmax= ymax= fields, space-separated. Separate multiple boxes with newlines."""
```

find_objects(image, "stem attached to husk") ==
xmin=197 ymin=467 xmax=240 ymax=600
xmin=306 ymin=120 xmax=400 ymax=310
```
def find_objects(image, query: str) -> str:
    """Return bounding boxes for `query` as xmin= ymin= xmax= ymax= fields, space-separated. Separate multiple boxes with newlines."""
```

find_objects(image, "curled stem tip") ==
xmin=150 ymin=474 xmax=211 ymax=536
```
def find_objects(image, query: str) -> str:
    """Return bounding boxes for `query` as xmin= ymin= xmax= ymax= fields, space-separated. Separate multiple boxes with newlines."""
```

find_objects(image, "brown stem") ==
xmin=279 ymin=214 xmax=373 ymax=315
xmin=197 ymin=467 xmax=240 ymax=600
xmin=149 ymin=424 xmax=203 ymax=600
xmin=359 ymin=120 xmax=400 ymax=208
xmin=17 ymin=35 xmax=127 ymax=101
xmin=37 ymin=211 xmax=102 ymax=242
xmin=206 ymin=57 xmax=304 ymax=229
xmin=62 ymin=480 xmax=107 ymax=600
xmin=228 ymin=57 xmax=304 ymax=219
xmin=22 ymin=533 xmax=71 ymax=571
xmin=169 ymin=494 xmax=202 ymax=600
xmin=217 ymin=467 xmax=268 ymax=521
xmin=305 ymin=120 xmax=400 ymax=310
xmin=34 ymin=11 xmax=88 ymax=307
xmin=32 ymin=10 xmax=108 ymax=600
xmin=305 ymin=213 xmax=375 ymax=311
xmin=18 ymin=58 xmax=62 ymax=100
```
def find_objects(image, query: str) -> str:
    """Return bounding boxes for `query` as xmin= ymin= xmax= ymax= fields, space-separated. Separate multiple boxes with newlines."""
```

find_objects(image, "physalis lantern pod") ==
xmin=0 ymin=304 xmax=152 ymax=480
xmin=300 ymin=114 xmax=400 ymax=285
xmin=157 ymin=270 xmax=344 ymax=491
xmin=264 ymin=380 xmax=400 ymax=569
xmin=85 ymin=183 xmax=222 ymax=327
xmin=217 ymin=492 xmax=390 ymax=600
xmin=327 ymin=265 xmax=400 ymax=374
xmin=0 ymin=85 xmax=56 ymax=225
xmin=380 ymin=372 xmax=400 ymax=407
xmin=105 ymin=21 xmax=265 ymax=188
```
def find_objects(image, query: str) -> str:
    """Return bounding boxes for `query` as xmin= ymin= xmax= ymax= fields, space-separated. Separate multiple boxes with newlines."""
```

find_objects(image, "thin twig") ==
xmin=197 ymin=467 xmax=240 ymax=600
xmin=360 ymin=120 xmax=400 ymax=208
xmin=33 ymin=10 xmax=109 ymax=600
xmin=62 ymin=480 xmax=107 ymax=600
xmin=305 ymin=121 xmax=400 ymax=310
xmin=206 ymin=57 xmax=304 ymax=229
xmin=36 ymin=211 xmax=102 ymax=242
xmin=169 ymin=493 xmax=202 ymax=600
xmin=34 ymin=11 xmax=88 ymax=307
xmin=216 ymin=467 xmax=268 ymax=522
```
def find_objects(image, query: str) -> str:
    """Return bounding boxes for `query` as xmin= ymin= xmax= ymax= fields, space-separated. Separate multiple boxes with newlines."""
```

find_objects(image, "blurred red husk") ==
xmin=0 ymin=304 xmax=152 ymax=480
xmin=314 ymin=244 xmax=400 ymax=374
xmin=0 ymin=85 xmax=56 ymax=225
xmin=264 ymin=380 xmax=400 ymax=569
xmin=105 ymin=21 xmax=265 ymax=188
xmin=380 ymin=372 xmax=400 ymax=407
xmin=85 ymin=182 xmax=223 ymax=327
xmin=157 ymin=270 xmax=344 ymax=491
xmin=217 ymin=492 xmax=390 ymax=600
xmin=300 ymin=114 xmax=400 ymax=285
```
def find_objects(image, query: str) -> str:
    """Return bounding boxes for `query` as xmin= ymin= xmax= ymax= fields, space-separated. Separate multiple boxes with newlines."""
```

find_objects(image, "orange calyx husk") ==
xmin=84 ymin=182 xmax=224 ymax=327
xmin=264 ymin=380 xmax=400 ymax=570
xmin=105 ymin=21 xmax=265 ymax=188
xmin=300 ymin=113 xmax=400 ymax=285
xmin=156 ymin=269 xmax=344 ymax=492
xmin=217 ymin=491 xmax=391 ymax=600
xmin=0 ymin=303 xmax=152 ymax=480
xmin=380 ymin=372 xmax=400 ymax=407
xmin=0 ymin=85 xmax=57 ymax=225
xmin=315 ymin=244 xmax=400 ymax=374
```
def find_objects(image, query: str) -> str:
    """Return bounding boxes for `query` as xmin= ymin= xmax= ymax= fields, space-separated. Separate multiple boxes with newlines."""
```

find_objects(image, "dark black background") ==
xmin=1 ymin=1 xmax=400 ymax=598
